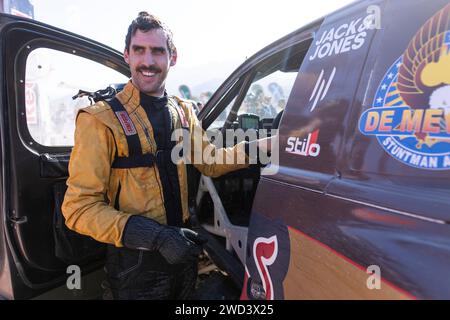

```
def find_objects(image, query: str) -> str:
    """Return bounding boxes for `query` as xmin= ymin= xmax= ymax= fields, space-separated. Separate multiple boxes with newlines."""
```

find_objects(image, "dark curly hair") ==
xmin=124 ymin=11 xmax=176 ymax=55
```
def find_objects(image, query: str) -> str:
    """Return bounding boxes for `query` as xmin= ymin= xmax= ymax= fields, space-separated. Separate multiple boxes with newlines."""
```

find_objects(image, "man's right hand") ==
xmin=122 ymin=215 xmax=205 ymax=265
xmin=155 ymin=226 xmax=205 ymax=264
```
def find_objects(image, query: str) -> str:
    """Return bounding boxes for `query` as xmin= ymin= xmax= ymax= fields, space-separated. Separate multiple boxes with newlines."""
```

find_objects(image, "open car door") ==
xmin=189 ymin=17 xmax=321 ymax=290
xmin=0 ymin=14 xmax=129 ymax=299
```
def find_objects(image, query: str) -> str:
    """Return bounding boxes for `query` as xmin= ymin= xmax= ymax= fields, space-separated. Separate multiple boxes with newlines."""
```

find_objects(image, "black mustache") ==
xmin=137 ymin=66 xmax=161 ymax=73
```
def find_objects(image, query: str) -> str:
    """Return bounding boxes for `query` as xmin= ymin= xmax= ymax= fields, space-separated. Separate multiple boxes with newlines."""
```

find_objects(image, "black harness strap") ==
xmin=112 ymin=153 xmax=155 ymax=168
xmin=108 ymin=97 xmax=155 ymax=168
xmin=108 ymin=97 xmax=142 ymax=156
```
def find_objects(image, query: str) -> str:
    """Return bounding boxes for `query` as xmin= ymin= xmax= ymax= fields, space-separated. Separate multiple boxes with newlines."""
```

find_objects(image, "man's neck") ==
xmin=142 ymin=92 xmax=165 ymax=98
xmin=139 ymin=90 xmax=168 ymax=110
xmin=130 ymin=80 xmax=166 ymax=98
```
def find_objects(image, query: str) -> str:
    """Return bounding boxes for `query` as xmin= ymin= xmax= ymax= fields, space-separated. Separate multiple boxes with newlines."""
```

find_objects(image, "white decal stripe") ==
xmin=310 ymin=69 xmax=324 ymax=102
xmin=321 ymin=67 xmax=337 ymax=100
xmin=311 ymin=79 xmax=325 ymax=112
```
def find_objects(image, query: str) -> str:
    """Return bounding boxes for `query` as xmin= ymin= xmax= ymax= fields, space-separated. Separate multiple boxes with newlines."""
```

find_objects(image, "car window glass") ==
xmin=25 ymin=48 xmax=128 ymax=147
xmin=238 ymin=70 xmax=296 ymax=119
xmin=209 ymin=97 xmax=236 ymax=130
xmin=207 ymin=44 xmax=308 ymax=132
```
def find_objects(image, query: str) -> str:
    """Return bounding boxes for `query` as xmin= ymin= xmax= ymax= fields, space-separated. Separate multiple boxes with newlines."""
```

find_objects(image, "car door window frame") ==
xmin=203 ymin=39 xmax=313 ymax=132
xmin=8 ymin=31 xmax=130 ymax=155
xmin=0 ymin=19 xmax=129 ymax=284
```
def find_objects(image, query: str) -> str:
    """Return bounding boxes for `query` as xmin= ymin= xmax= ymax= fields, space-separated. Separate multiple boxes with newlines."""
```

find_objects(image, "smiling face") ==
xmin=124 ymin=28 xmax=177 ymax=97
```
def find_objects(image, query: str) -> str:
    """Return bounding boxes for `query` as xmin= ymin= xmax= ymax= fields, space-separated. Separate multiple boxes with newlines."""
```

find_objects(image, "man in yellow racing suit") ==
xmin=62 ymin=12 xmax=258 ymax=299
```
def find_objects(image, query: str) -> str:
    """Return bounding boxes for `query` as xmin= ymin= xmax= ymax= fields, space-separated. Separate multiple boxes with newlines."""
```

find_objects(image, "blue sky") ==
xmin=30 ymin=0 xmax=354 ymax=94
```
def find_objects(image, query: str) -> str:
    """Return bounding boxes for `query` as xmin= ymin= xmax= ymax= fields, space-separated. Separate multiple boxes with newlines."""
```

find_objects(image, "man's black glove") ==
xmin=122 ymin=215 xmax=207 ymax=265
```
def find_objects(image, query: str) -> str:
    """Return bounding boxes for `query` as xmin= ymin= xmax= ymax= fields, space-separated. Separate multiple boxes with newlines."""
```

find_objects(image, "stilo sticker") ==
xmin=285 ymin=130 xmax=321 ymax=157
xmin=359 ymin=4 xmax=450 ymax=170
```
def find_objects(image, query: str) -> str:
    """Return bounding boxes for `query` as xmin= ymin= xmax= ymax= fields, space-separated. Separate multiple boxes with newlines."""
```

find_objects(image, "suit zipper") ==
xmin=134 ymin=112 xmax=155 ymax=152
xmin=134 ymin=111 xmax=165 ymax=211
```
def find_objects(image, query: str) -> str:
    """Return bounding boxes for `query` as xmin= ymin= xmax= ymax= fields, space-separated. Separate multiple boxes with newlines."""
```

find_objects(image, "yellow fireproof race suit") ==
xmin=62 ymin=81 xmax=249 ymax=247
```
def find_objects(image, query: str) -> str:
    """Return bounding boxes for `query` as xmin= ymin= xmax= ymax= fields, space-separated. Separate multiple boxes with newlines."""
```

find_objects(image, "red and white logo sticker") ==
xmin=253 ymin=235 xmax=278 ymax=300
xmin=285 ymin=130 xmax=321 ymax=157
xmin=115 ymin=111 xmax=137 ymax=136
xmin=177 ymin=105 xmax=189 ymax=128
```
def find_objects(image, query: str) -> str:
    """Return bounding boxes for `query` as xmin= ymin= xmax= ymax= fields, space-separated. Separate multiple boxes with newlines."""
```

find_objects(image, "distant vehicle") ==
xmin=0 ymin=0 xmax=450 ymax=300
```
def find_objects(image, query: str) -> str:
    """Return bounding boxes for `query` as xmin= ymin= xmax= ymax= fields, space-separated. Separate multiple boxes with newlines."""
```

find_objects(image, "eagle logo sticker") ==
xmin=359 ymin=4 xmax=450 ymax=170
